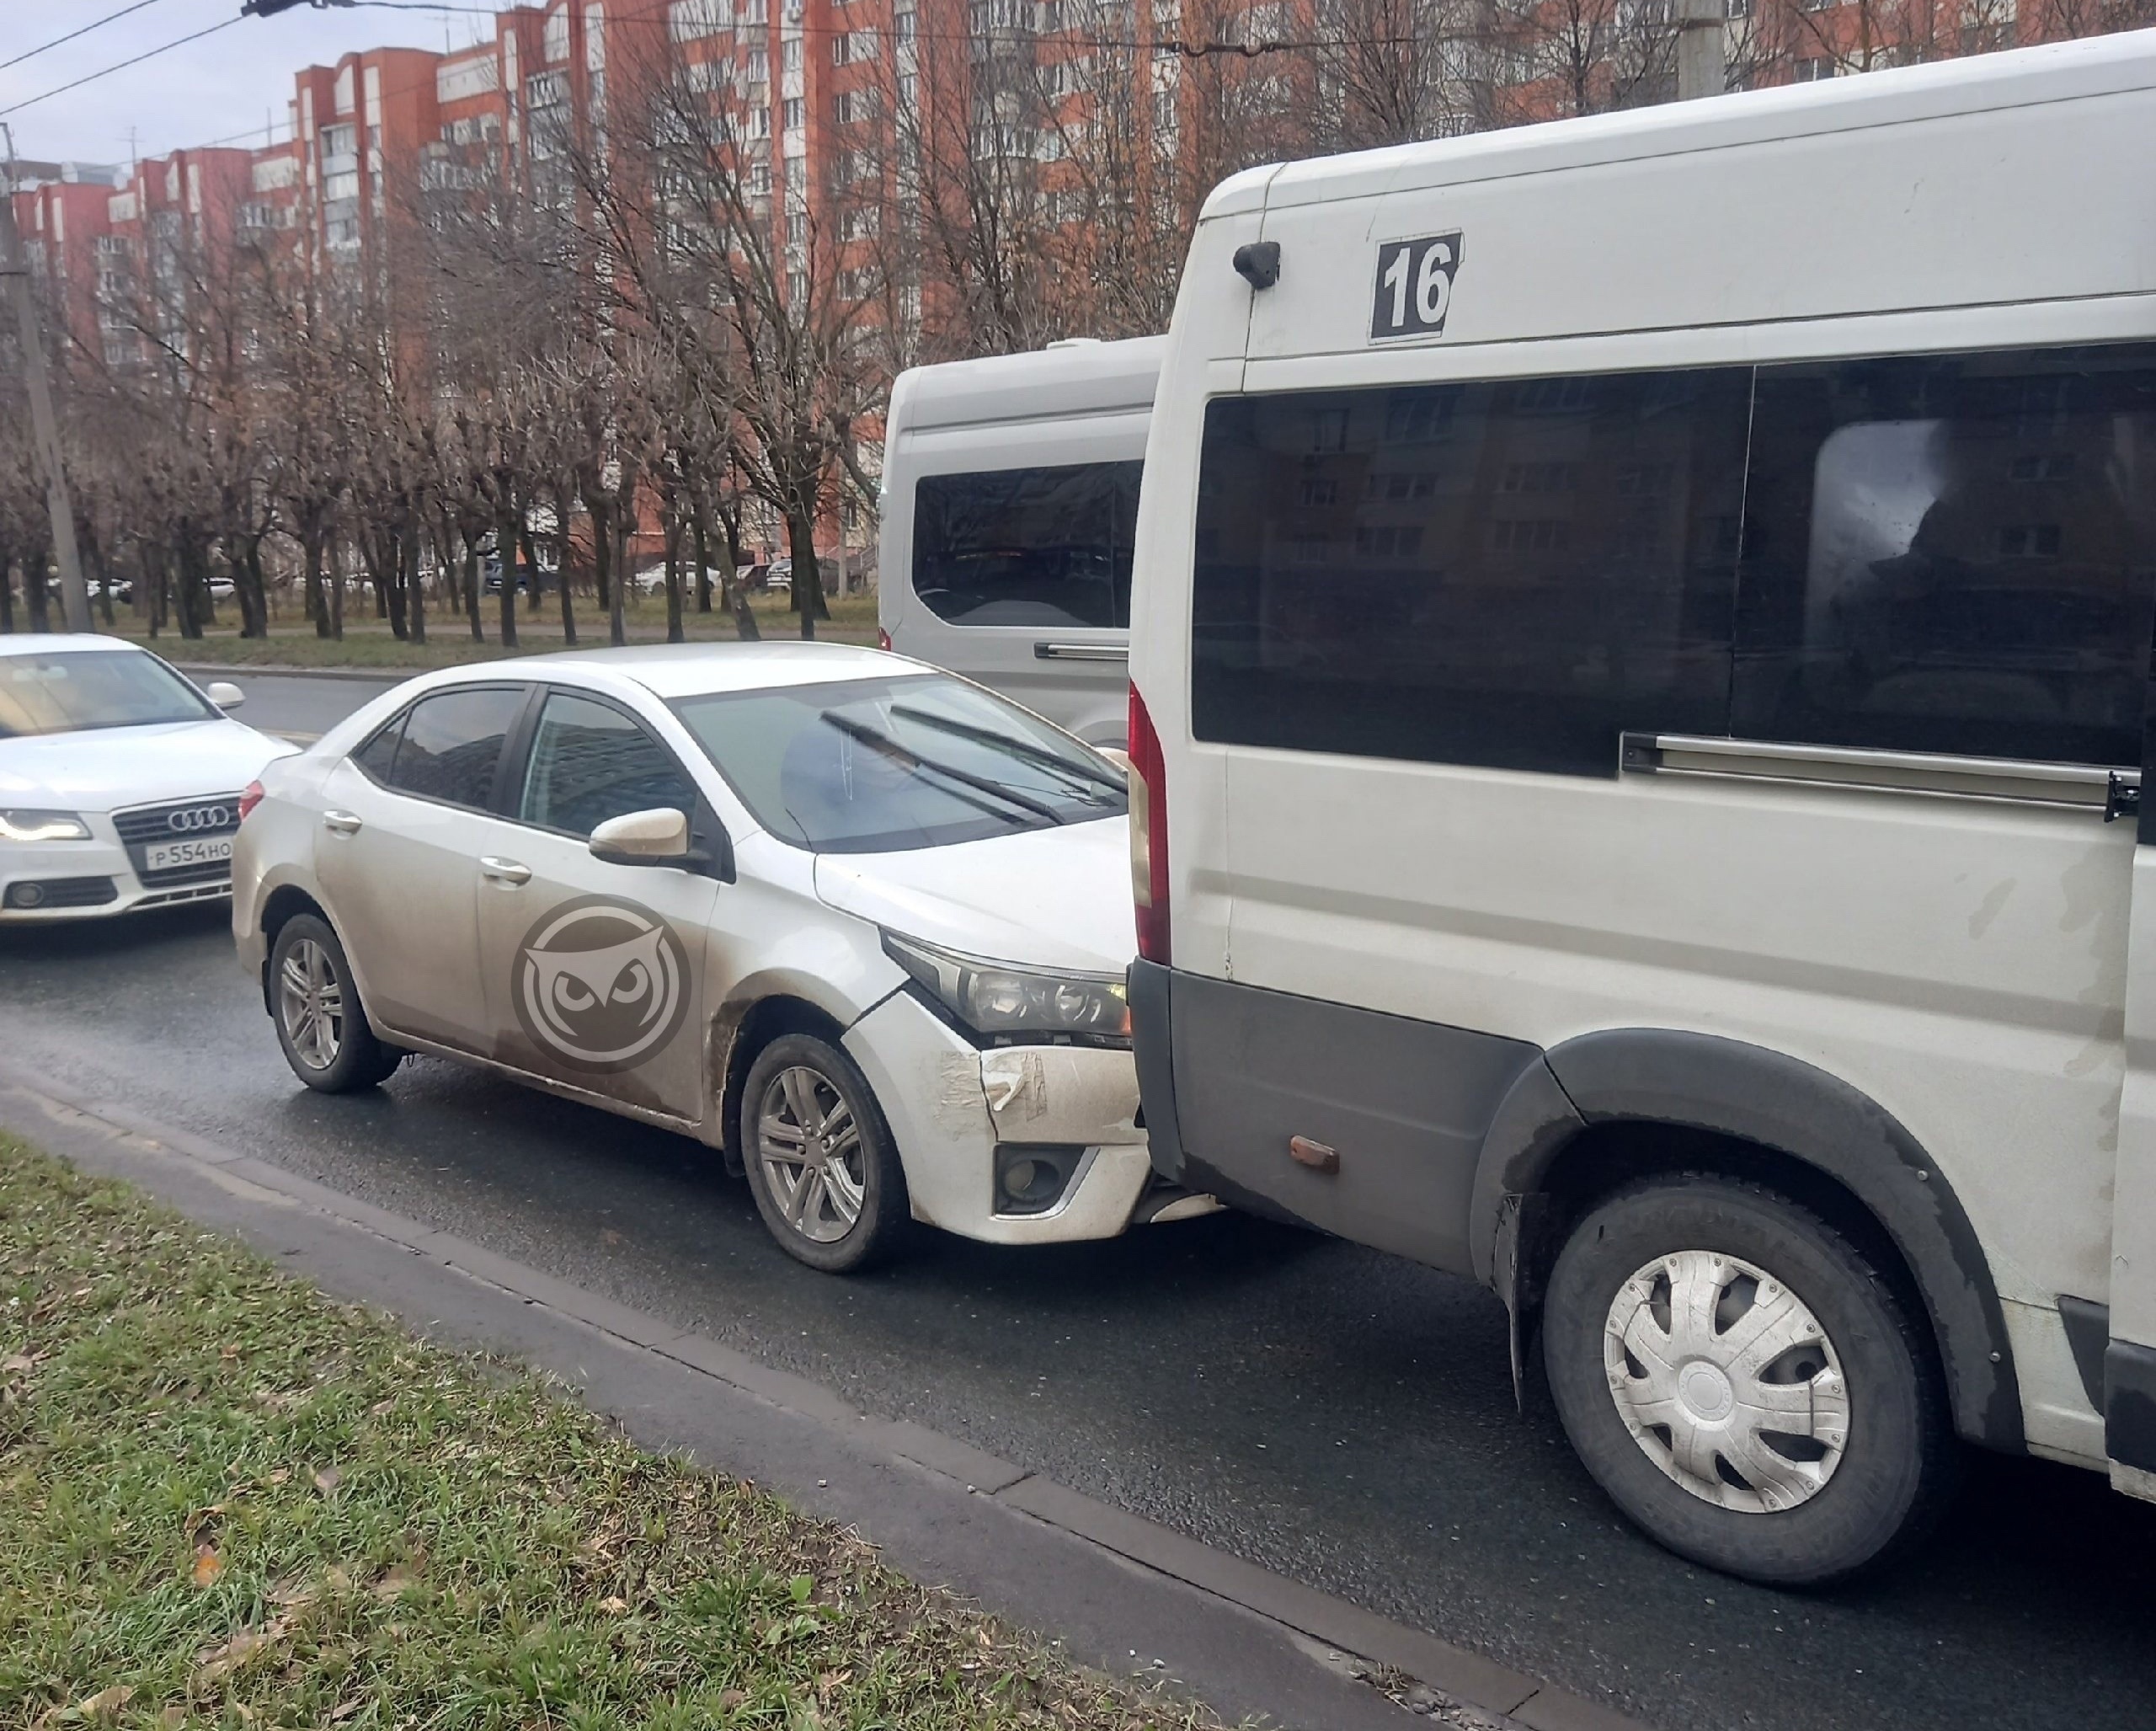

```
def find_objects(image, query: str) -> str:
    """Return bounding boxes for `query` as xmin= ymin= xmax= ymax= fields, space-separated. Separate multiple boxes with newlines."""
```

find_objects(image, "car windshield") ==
xmin=0 ymin=650 xmax=214 ymax=740
xmin=670 ymin=672 xmax=1126 ymax=854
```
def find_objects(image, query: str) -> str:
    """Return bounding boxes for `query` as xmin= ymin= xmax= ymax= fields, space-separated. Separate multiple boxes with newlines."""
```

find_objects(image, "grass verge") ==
xmin=0 ymin=1140 xmax=1214 ymax=1731
xmin=86 ymin=594 xmax=881 ymax=670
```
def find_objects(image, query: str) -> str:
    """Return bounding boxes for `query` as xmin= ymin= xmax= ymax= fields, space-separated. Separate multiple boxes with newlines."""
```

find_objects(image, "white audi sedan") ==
xmin=1 ymin=635 xmax=293 ymax=922
xmin=232 ymin=643 xmax=1212 ymax=1270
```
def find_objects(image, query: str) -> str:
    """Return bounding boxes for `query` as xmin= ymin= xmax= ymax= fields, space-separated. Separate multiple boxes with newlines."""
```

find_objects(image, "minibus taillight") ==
xmin=1128 ymin=682 xmax=1170 ymax=965
xmin=878 ymin=627 xmax=892 ymax=652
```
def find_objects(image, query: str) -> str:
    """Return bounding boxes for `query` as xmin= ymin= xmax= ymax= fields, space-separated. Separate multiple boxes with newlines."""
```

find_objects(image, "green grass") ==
xmin=0 ymin=1141 xmax=1213 ymax=1731
xmin=88 ymin=591 xmax=882 ymax=670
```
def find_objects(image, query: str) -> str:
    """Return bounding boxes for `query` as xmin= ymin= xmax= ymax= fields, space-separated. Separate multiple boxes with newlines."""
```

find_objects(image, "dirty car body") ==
xmin=232 ymin=642 xmax=1211 ymax=1269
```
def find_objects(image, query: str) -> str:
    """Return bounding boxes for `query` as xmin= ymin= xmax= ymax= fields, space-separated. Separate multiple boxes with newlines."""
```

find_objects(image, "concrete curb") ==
xmin=0 ymin=1062 xmax=1654 ymax=1731
xmin=171 ymin=664 xmax=408 ymax=683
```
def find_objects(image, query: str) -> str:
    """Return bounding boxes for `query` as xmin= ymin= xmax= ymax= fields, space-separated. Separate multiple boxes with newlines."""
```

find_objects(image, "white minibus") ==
xmin=879 ymin=336 xmax=1163 ymax=745
xmin=1126 ymin=30 xmax=2156 ymax=1585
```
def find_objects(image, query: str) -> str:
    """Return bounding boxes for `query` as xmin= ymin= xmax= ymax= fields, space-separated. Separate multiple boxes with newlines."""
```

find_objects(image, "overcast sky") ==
xmin=0 ymin=1 xmax=500 ymax=169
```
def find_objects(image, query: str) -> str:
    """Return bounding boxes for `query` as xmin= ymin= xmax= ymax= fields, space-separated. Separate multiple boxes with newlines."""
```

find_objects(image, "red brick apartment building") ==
xmin=10 ymin=0 xmax=2145 ymax=553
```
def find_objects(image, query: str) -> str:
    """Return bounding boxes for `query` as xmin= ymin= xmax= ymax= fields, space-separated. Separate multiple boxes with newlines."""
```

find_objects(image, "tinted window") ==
xmin=520 ymin=692 xmax=698 ymax=836
xmin=352 ymin=713 xmax=403 ymax=782
xmin=0 ymin=649 xmax=212 ymax=739
xmin=386 ymin=687 xmax=522 ymax=808
xmin=914 ymin=462 xmax=1141 ymax=628
xmin=671 ymin=673 xmax=1125 ymax=854
xmin=1734 ymin=346 xmax=2156 ymax=767
xmin=1191 ymin=370 xmax=1753 ymax=775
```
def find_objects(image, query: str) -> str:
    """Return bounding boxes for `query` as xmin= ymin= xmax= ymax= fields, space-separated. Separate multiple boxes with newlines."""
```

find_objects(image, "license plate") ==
xmin=142 ymin=836 xmax=233 ymax=874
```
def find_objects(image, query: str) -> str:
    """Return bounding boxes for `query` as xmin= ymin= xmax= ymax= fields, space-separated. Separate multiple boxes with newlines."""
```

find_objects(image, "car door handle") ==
xmin=322 ymin=809 xmax=363 ymax=836
xmin=1033 ymin=641 xmax=1130 ymax=663
xmin=479 ymin=857 xmax=532 ymax=886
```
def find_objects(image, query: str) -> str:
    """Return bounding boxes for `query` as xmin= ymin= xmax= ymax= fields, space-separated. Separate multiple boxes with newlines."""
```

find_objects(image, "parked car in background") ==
xmin=0 ymin=636 xmax=294 ymax=922
xmin=879 ymin=336 xmax=1161 ymax=748
xmin=1128 ymin=31 xmax=2156 ymax=1586
xmin=233 ymin=643 xmax=1213 ymax=1271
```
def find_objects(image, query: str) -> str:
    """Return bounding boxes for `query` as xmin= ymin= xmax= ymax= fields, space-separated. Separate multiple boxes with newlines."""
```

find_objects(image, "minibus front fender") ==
xmin=1470 ymin=1028 xmax=2024 ymax=1455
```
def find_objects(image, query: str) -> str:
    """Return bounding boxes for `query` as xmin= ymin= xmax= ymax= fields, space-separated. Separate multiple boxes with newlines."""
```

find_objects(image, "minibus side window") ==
xmin=913 ymin=461 xmax=1143 ymax=629
xmin=1732 ymin=345 xmax=2156 ymax=768
xmin=1188 ymin=369 xmax=1753 ymax=776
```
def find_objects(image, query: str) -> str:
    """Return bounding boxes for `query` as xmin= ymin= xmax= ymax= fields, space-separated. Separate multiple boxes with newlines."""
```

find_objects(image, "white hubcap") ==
xmin=1603 ymin=1249 xmax=1850 ymax=1514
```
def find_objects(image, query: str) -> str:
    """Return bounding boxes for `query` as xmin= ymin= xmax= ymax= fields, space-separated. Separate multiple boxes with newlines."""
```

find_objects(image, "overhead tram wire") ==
xmin=0 ymin=0 xmax=182 ymax=76
xmin=0 ymin=15 xmax=248 ymax=120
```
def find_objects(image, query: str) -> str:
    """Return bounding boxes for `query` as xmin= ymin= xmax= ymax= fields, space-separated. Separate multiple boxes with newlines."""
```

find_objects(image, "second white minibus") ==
xmin=878 ymin=336 xmax=1163 ymax=745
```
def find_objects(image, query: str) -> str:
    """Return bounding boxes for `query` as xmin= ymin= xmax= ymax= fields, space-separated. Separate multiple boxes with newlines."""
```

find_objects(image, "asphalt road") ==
xmin=201 ymin=670 xmax=403 ymax=742
xmin=8 ymin=671 xmax=2155 ymax=1731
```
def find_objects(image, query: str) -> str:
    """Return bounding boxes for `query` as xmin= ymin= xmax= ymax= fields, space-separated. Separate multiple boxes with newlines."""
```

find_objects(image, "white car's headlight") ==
xmin=882 ymin=931 xmax=1130 ymax=1048
xmin=0 ymin=810 xmax=92 ymax=843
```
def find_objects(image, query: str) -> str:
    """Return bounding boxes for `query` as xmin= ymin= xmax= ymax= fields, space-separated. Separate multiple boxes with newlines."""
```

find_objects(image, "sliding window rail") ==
xmin=1620 ymin=732 xmax=2141 ymax=820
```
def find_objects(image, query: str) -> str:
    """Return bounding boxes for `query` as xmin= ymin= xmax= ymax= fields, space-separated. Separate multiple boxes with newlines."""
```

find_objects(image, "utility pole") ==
xmin=0 ymin=127 xmax=92 ymax=633
xmin=1676 ymin=0 xmax=1726 ymax=99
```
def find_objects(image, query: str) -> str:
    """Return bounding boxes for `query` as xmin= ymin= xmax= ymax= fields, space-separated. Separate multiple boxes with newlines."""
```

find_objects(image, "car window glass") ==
xmin=385 ymin=687 xmax=523 ymax=809
xmin=913 ymin=461 xmax=1141 ymax=629
xmin=352 ymin=713 xmax=403 ymax=783
xmin=671 ymin=673 xmax=1125 ymax=853
xmin=1733 ymin=345 xmax=2156 ymax=766
xmin=520 ymin=692 xmax=698 ymax=836
xmin=0 ymin=650 xmax=214 ymax=739
xmin=1190 ymin=370 xmax=1753 ymax=776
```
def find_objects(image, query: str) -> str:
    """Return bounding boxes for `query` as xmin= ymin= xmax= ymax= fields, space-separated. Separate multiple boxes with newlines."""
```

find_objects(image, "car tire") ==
xmin=739 ymin=1033 xmax=910 ymax=1274
xmin=1542 ymin=1173 xmax=1955 ymax=1588
xmin=270 ymin=913 xmax=403 ymax=1094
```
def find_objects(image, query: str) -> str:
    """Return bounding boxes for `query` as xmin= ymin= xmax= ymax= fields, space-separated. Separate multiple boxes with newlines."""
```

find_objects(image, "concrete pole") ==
xmin=0 ymin=131 xmax=92 ymax=633
xmin=1676 ymin=0 xmax=1726 ymax=100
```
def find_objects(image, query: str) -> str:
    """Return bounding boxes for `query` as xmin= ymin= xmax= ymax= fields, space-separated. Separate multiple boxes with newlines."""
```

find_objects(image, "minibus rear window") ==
xmin=914 ymin=462 xmax=1143 ymax=630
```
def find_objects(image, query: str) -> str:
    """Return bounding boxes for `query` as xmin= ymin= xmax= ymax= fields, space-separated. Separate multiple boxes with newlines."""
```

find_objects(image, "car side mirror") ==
xmin=205 ymin=681 xmax=245 ymax=710
xmin=590 ymin=807 xmax=691 ymax=867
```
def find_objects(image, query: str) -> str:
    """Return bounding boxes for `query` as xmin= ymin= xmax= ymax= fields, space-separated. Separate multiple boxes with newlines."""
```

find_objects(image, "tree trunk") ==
xmin=589 ymin=494 xmax=613 ymax=645
xmin=691 ymin=508 xmax=713 ymax=614
xmin=714 ymin=500 xmax=758 ymax=639
xmin=173 ymin=529 xmax=206 ymax=640
xmin=463 ymin=539 xmax=485 ymax=644
xmin=663 ymin=509 xmax=685 ymax=645
xmin=143 ymin=542 xmax=168 ymax=637
xmin=305 ymin=528 xmax=331 ymax=639
xmin=373 ymin=529 xmax=408 ymax=642
xmin=327 ymin=545 xmax=344 ymax=640
xmin=786 ymin=508 xmax=824 ymax=641
xmin=404 ymin=524 xmax=426 ymax=645
xmin=495 ymin=489 xmax=520 ymax=649
xmin=519 ymin=523 xmax=544 ymax=616
xmin=0 ymin=552 xmax=14 ymax=633
xmin=239 ymin=538 xmax=270 ymax=638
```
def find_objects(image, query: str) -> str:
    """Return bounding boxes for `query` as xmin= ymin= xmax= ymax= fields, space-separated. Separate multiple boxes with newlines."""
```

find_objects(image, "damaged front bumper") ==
xmin=843 ymin=989 xmax=1220 ymax=1244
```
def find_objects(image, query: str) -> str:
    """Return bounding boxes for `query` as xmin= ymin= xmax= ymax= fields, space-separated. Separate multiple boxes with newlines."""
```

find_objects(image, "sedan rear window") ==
xmin=671 ymin=673 xmax=1125 ymax=854
xmin=0 ymin=650 xmax=213 ymax=739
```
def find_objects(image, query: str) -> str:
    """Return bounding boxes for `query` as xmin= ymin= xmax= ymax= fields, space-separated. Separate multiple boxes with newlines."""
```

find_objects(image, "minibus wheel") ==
xmin=1542 ymin=1173 xmax=1954 ymax=1586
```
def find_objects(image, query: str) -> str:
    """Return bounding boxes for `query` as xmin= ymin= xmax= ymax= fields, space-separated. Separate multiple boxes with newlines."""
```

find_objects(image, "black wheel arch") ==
xmin=1470 ymin=1027 xmax=2023 ymax=1454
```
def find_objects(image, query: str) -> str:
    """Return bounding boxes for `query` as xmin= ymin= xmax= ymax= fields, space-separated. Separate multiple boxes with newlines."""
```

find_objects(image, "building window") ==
xmin=545 ymin=6 xmax=571 ymax=61
xmin=783 ymin=36 xmax=802 ymax=68
xmin=782 ymin=95 xmax=804 ymax=129
xmin=749 ymin=160 xmax=771 ymax=193
xmin=895 ymin=5 xmax=917 ymax=39
xmin=748 ymin=45 xmax=768 ymax=77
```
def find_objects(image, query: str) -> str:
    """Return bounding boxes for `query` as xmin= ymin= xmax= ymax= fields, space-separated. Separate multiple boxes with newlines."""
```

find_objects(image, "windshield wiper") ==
xmin=821 ymin=713 xmax=1065 ymax=825
xmin=889 ymin=704 xmax=1126 ymax=795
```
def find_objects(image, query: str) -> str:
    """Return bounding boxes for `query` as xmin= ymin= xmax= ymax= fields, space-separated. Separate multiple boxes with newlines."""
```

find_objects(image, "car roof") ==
xmin=437 ymin=639 xmax=917 ymax=701
xmin=0 ymin=633 xmax=148 ymax=659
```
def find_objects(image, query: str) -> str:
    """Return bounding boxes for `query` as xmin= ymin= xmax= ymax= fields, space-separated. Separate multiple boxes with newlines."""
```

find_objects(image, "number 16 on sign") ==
xmin=1370 ymin=232 xmax=1464 ymax=341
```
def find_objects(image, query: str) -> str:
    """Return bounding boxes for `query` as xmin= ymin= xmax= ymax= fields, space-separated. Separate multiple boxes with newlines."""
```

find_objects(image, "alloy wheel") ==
xmin=278 ymin=937 xmax=345 ymax=1072
xmin=755 ymin=1065 xmax=867 ymax=1244
xmin=1603 ymin=1248 xmax=1850 ymax=1514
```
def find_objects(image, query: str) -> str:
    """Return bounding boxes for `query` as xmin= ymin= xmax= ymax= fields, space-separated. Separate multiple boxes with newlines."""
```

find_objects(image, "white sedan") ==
xmin=0 ymin=635 xmax=294 ymax=922
xmin=232 ymin=643 xmax=1214 ymax=1270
